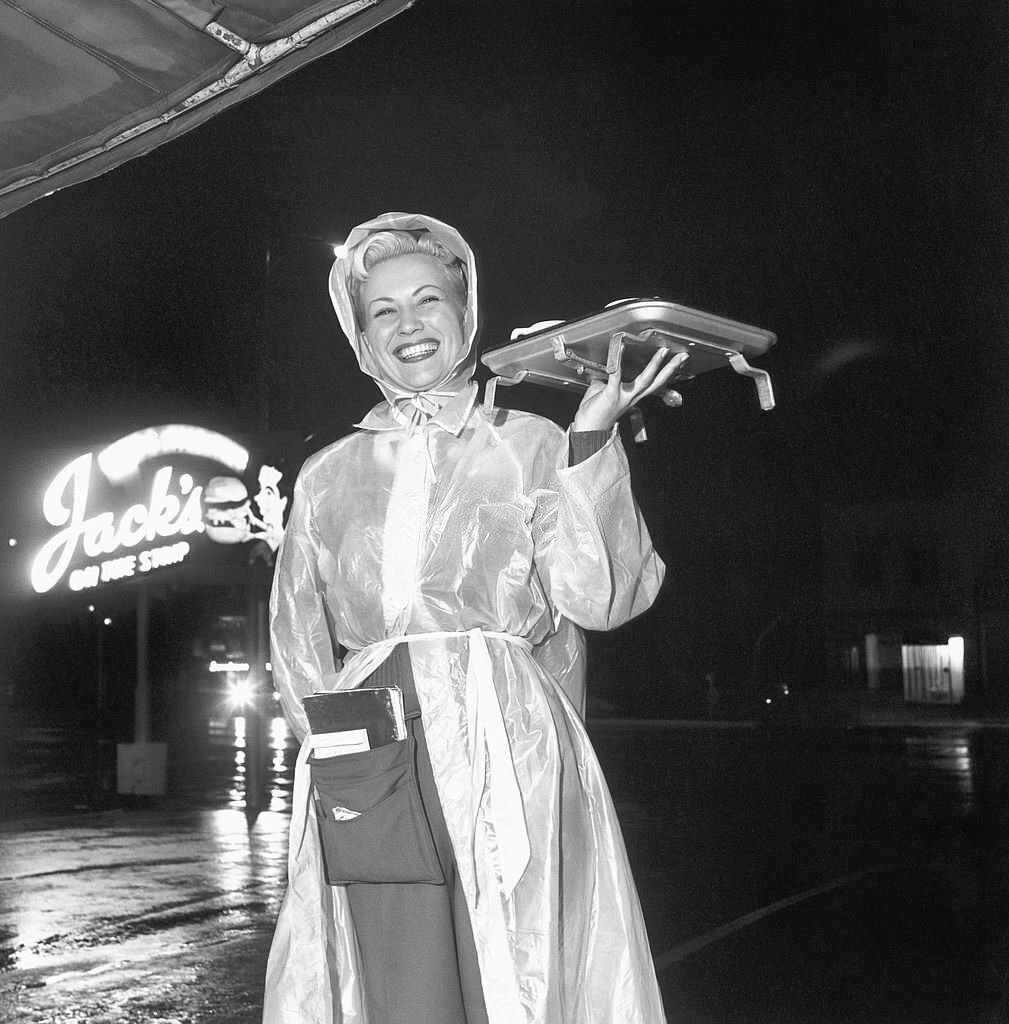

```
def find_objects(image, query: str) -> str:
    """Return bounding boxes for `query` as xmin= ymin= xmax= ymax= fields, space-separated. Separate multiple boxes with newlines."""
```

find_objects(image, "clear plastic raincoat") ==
xmin=263 ymin=213 xmax=668 ymax=1023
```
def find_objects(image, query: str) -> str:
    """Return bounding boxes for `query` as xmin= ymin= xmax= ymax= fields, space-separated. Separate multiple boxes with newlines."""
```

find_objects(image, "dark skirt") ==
xmin=344 ymin=644 xmax=489 ymax=1024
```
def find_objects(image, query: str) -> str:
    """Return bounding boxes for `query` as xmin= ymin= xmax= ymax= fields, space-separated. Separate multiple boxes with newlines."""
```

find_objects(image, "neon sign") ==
xmin=98 ymin=425 xmax=249 ymax=484
xmin=31 ymin=453 xmax=204 ymax=593
xmin=29 ymin=425 xmax=287 ymax=595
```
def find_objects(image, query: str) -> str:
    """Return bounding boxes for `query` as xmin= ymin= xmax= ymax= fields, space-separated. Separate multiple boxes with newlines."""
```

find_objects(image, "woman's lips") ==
xmin=394 ymin=339 xmax=440 ymax=363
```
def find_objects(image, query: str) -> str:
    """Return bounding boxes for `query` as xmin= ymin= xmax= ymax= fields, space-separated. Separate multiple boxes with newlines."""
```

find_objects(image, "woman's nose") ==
xmin=398 ymin=311 xmax=422 ymax=335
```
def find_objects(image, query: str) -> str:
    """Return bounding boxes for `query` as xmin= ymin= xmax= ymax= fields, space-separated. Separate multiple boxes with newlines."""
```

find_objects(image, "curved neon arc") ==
xmin=98 ymin=425 xmax=249 ymax=484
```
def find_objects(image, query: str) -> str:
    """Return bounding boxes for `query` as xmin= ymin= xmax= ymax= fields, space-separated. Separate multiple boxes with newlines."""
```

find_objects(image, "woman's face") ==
xmin=360 ymin=253 xmax=467 ymax=392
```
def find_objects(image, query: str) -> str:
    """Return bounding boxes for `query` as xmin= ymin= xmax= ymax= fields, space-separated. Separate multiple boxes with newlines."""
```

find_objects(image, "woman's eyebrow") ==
xmin=367 ymin=283 xmax=444 ymax=308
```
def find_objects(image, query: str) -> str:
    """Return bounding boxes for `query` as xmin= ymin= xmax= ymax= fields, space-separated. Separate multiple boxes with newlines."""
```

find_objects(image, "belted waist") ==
xmin=341 ymin=629 xmax=533 ymax=898
xmin=347 ymin=629 xmax=533 ymax=662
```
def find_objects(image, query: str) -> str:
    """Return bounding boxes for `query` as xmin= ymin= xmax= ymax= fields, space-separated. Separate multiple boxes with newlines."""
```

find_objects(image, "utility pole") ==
xmin=244 ymin=583 xmax=270 ymax=825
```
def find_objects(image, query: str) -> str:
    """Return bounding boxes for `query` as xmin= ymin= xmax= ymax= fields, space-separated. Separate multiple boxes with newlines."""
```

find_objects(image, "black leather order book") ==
xmin=302 ymin=687 xmax=408 ymax=757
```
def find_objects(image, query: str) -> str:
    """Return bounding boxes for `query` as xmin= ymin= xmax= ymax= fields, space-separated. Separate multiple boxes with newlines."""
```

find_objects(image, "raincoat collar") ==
xmin=355 ymin=381 xmax=479 ymax=437
xmin=329 ymin=212 xmax=480 ymax=410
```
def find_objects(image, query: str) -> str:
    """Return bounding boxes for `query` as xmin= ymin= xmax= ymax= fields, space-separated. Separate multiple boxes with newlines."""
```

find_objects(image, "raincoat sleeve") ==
xmin=536 ymin=423 xmax=665 ymax=632
xmin=269 ymin=467 xmax=340 ymax=742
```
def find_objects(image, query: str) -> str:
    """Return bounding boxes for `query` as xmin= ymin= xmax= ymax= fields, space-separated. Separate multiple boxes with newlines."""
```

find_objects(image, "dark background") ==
xmin=1 ymin=0 xmax=1006 ymax=716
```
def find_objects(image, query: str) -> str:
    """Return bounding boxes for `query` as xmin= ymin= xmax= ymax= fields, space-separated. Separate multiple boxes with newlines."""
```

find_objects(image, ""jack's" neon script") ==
xmin=31 ymin=453 xmax=204 ymax=593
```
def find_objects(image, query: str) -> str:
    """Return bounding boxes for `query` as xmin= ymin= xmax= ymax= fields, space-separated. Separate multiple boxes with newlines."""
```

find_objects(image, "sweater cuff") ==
xmin=568 ymin=430 xmax=610 ymax=466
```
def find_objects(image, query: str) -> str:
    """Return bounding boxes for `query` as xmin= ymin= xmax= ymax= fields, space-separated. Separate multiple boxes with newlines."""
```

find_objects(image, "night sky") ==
xmin=1 ymin=0 xmax=1007 ymax=709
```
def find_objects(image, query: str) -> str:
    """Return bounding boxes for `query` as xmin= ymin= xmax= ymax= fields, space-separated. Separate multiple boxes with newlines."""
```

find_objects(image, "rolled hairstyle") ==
xmin=347 ymin=229 xmax=468 ymax=324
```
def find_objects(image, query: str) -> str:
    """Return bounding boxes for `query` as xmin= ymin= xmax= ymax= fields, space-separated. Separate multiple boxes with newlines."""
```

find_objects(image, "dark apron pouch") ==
xmin=309 ymin=727 xmax=444 ymax=886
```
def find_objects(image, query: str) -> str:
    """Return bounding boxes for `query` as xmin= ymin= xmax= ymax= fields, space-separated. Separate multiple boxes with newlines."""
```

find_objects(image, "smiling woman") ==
xmin=264 ymin=212 xmax=676 ymax=1023
xmin=360 ymin=250 xmax=468 ymax=392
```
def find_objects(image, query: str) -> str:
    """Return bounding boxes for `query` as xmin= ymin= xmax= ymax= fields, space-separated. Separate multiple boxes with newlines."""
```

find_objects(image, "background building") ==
xmin=822 ymin=493 xmax=1008 ymax=710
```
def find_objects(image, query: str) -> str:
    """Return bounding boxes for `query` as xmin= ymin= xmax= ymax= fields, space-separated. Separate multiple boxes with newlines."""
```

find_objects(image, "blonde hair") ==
xmin=347 ymin=229 xmax=467 ymax=321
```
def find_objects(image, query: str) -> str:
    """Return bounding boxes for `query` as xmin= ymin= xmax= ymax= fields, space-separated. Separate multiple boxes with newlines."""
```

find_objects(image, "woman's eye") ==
xmin=372 ymin=306 xmax=395 ymax=318
xmin=418 ymin=294 xmax=439 ymax=306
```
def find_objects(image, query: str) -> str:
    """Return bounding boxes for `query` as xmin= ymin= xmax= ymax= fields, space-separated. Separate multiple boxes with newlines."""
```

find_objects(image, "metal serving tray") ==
xmin=481 ymin=298 xmax=777 ymax=410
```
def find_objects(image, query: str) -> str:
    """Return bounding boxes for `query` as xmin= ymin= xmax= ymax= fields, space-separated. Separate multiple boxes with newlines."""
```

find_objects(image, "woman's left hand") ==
xmin=571 ymin=345 xmax=688 ymax=433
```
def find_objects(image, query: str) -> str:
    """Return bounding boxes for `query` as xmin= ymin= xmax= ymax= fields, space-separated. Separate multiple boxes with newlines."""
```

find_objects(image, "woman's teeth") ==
xmin=395 ymin=340 xmax=439 ymax=363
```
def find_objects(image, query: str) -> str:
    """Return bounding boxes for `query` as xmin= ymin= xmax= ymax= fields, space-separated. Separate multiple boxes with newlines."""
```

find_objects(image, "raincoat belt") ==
xmin=343 ymin=629 xmax=533 ymax=897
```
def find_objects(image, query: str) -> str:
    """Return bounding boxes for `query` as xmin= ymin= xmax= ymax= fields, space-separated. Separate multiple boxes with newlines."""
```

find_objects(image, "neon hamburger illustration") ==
xmin=202 ymin=476 xmax=252 ymax=544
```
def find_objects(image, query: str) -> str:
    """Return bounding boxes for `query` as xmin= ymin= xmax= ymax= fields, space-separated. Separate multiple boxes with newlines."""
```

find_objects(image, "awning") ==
xmin=0 ymin=0 xmax=415 ymax=219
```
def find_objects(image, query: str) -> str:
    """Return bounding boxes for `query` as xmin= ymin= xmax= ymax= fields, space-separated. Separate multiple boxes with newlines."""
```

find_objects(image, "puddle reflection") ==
xmin=903 ymin=728 xmax=975 ymax=810
xmin=227 ymin=715 xmax=296 ymax=813
xmin=269 ymin=717 xmax=290 ymax=811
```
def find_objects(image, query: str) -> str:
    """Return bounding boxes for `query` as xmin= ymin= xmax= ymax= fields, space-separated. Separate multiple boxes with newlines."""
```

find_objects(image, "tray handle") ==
xmin=727 ymin=353 xmax=776 ymax=411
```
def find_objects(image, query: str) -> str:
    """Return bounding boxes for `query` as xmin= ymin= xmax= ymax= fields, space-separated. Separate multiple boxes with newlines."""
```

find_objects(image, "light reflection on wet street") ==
xmin=180 ymin=714 xmax=297 ymax=816
xmin=1 ymin=712 xmax=1008 ymax=1022
xmin=0 ymin=807 xmax=289 ymax=1023
xmin=0 ymin=711 xmax=297 ymax=1023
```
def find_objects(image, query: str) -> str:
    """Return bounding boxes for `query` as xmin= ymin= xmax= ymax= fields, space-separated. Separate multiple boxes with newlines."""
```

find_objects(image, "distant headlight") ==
xmin=228 ymin=678 xmax=254 ymax=710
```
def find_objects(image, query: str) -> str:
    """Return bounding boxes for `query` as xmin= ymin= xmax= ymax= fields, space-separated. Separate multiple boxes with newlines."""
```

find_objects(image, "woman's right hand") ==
xmin=571 ymin=347 xmax=687 ymax=433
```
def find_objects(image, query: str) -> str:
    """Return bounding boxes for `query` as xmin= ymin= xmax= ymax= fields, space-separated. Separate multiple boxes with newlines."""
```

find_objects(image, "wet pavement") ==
xmin=2 ymin=708 xmax=1008 ymax=1022
xmin=0 ymin=807 xmax=285 ymax=1024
